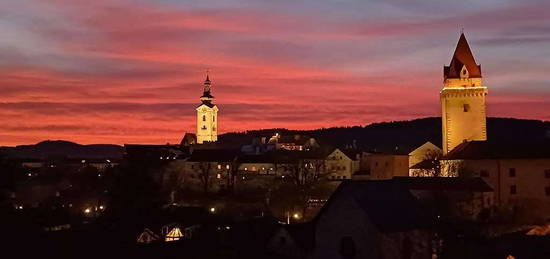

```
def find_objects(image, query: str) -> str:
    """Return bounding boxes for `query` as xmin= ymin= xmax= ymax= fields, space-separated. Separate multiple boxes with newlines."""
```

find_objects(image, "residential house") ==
xmin=325 ymin=149 xmax=360 ymax=180
xmin=183 ymin=149 xmax=239 ymax=193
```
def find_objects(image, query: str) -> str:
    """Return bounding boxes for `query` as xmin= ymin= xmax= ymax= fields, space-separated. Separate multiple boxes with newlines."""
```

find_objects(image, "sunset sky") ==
xmin=1 ymin=0 xmax=550 ymax=145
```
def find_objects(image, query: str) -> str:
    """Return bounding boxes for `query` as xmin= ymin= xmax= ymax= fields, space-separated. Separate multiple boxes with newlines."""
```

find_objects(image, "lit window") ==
xmin=217 ymin=173 xmax=221 ymax=179
xmin=463 ymin=104 xmax=470 ymax=112
xmin=226 ymin=165 xmax=230 ymax=169
xmin=252 ymin=166 xmax=256 ymax=171
xmin=217 ymin=164 xmax=222 ymax=170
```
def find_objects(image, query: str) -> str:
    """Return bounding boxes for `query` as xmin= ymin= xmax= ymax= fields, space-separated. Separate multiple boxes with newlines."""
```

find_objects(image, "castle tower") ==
xmin=196 ymin=74 xmax=218 ymax=144
xmin=441 ymin=33 xmax=488 ymax=154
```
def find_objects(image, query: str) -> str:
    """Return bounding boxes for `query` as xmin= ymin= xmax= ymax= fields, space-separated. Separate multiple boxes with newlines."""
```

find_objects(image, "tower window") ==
xmin=201 ymin=125 xmax=207 ymax=130
xmin=213 ymin=116 xmax=215 ymax=122
xmin=463 ymin=104 xmax=470 ymax=112
xmin=202 ymin=115 xmax=206 ymax=121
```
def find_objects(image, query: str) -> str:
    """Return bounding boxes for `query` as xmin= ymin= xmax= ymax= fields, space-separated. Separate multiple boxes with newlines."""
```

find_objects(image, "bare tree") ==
xmin=411 ymin=149 xmax=443 ymax=177
xmin=198 ymin=162 xmax=213 ymax=193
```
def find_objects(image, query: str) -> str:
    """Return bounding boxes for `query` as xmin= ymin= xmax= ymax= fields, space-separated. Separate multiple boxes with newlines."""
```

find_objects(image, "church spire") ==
xmin=200 ymin=72 xmax=214 ymax=104
xmin=444 ymin=32 xmax=482 ymax=79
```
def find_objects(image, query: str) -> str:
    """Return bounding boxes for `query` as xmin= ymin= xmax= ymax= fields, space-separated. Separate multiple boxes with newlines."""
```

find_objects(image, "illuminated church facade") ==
xmin=441 ymin=33 xmax=488 ymax=154
xmin=196 ymin=75 xmax=218 ymax=144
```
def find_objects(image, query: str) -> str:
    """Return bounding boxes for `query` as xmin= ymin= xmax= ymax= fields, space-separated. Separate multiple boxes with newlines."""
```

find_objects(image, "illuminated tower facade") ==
xmin=196 ymin=75 xmax=218 ymax=144
xmin=441 ymin=33 xmax=488 ymax=154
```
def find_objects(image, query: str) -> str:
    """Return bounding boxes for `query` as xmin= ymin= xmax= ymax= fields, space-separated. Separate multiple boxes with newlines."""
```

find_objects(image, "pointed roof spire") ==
xmin=444 ymin=32 xmax=482 ymax=79
xmin=200 ymin=71 xmax=214 ymax=103
xmin=204 ymin=69 xmax=211 ymax=84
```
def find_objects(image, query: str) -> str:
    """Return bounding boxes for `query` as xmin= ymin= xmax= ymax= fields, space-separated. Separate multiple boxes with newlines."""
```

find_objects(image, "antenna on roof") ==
xmin=460 ymin=27 xmax=464 ymax=34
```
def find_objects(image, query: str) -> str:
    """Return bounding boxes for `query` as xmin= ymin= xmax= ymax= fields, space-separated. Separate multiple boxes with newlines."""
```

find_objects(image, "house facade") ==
xmin=441 ymin=141 xmax=550 ymax=222
xmin=325 ymin=149 xmax=360 ymax=180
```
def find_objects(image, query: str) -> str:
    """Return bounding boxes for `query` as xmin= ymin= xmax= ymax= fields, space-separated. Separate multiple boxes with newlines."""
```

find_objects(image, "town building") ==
xmin=196 ymin=75 xmax=219 ymax=144
xmin=181 ymin=149 xmax=239 ymax=193
xmin=268 ymin=134 xmax=320 ymax=151
xmin=393 ymin=177 xmax=494 ymax=221
xmin=441 ymin=33 xmax=487 ymax=154
xmin=440 ymin=141 xmax=550 ymax=222
xmin=325 ymin=148 xmax=360 ymax=180
xmin=355 ymin=151 xmax=409 ymax=180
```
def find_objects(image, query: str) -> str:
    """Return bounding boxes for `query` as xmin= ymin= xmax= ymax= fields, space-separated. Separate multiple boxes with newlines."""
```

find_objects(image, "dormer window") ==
xmin=460 ymin=65 xmax=469 ymax=79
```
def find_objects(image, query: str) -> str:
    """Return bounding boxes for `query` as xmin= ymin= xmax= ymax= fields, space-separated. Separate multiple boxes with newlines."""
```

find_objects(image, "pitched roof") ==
xmin=444 ymin=33 xmax=482 ymax=79
xmin=318 ymin=180 xmax=431 ymax=233
xmin=442 ymin=140 xmax=550 ymax=160
xmin=284 ymin=222 xmax=316 ymax=250
xmin=188 ymin=149 xmax=239 ymax=162
xmin=340 ymin=149 xmax=362 ymax=160
xmin=393 ymin=177 xmax=493 ymax=192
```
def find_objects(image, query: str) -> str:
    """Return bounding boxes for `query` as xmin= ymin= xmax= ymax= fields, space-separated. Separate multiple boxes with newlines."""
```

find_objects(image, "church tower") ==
xmin=441 ymin=33 xmax=488 ymax=154
xmin=196 ymin=74 xmax=218 ymax=144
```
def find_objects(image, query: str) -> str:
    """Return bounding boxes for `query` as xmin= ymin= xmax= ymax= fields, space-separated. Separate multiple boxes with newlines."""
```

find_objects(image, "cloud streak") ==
xmin=1 ymin=0 xmax=549 ymax=145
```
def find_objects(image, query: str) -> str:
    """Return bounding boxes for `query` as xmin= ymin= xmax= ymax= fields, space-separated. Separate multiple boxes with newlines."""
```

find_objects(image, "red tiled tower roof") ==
xmin=444 ymin=33 xmax=482 ymax=79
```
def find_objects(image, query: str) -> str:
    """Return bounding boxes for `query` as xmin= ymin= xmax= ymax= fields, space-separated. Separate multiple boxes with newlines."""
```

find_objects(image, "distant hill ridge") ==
xmin=1 ymin=140 xmax=124 ymax=159
xmin=219 ymin=117 xmax=550 ymax=153
xmin=2 ymin=117 xmax=549 ymax=158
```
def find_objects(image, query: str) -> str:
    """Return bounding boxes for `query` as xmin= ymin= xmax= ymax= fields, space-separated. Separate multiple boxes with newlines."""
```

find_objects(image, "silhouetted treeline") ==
xmin=219 ymin=117 xmax=550 ymax=152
